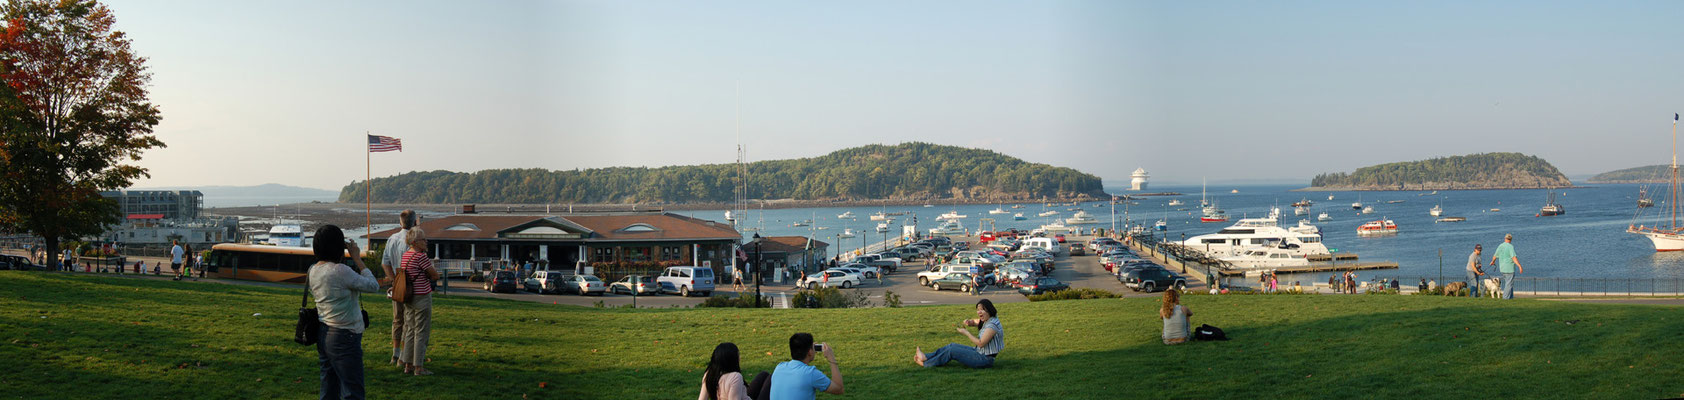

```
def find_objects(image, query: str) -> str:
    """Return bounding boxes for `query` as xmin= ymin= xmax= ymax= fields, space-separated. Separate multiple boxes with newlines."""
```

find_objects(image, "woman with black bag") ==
xmin=308 ymin=225 xmax=380 ymax=399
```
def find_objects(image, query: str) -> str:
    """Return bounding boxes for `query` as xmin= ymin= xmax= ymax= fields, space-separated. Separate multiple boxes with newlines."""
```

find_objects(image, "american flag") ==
xmin=368 ymin=135 xmax=402 ymax=152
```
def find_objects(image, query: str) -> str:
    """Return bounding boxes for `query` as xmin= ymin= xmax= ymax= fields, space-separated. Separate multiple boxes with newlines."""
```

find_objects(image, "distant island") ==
xmin=339 ymin=142 xmax=1108 ymax=204
xmin=1588 ymin=165 xmax=1676 ymax=183
xmin=1304 ymin=152 xmax=1573 ymax=191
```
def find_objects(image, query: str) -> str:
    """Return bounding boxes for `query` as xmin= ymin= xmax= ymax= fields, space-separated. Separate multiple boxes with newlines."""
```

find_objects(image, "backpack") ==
xmin=1194 ymin=324 xmax=1229 ymax=341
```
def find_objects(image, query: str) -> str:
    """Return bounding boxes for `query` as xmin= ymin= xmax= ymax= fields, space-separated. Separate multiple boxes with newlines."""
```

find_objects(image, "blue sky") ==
xmin=112 ymin=0 xmax=1684 ymax=191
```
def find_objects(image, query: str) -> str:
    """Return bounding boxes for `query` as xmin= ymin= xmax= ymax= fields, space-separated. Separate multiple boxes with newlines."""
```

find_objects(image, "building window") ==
xmin=591 ymin=247 xmax=614 ymax=263
xmin=624 ymin=246 xmax=652 ymax=262
xmin=661 ymin=246 xmax=683 ymax=261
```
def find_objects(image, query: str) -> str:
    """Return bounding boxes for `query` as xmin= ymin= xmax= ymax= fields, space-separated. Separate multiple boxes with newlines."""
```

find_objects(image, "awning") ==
xmin=127 ymin=214 xmax=165 ymax=220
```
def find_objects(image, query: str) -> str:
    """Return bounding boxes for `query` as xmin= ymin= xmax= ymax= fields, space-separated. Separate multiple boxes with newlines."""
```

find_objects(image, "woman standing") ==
xmin=308 ymin=225 xmax=379 ymax=399
xmin=698 ymin=342 xmax=770 ymax=400
xmin=1161 ymin=289 xmax=1193 ymax=345
xmin=913 ymin=299 xmax=1003 ymax=368
xmin=399 ymin=228 xmax=440 ymax=376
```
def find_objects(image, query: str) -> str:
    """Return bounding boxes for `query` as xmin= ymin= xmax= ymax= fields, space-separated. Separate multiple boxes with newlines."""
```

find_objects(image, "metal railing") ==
xmin=1369 ymin=275 xmax=1684 ymax=297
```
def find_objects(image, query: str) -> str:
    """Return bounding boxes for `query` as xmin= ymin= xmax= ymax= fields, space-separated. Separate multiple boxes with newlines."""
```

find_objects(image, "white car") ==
xmin=801 ymin=270 xmax=862 ymax=289
xmin=916 ymin=264 xmax=976 ymax=286
xmin=836 ymin=263 xmax=880 ymax=278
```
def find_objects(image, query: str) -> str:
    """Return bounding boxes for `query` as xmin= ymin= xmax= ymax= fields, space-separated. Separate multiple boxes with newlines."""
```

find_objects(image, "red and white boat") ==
xmin=1357 ymin=219 xmax=1398 ymax=236
xmin=1631 ymin=113 xmax=1684 ymax=251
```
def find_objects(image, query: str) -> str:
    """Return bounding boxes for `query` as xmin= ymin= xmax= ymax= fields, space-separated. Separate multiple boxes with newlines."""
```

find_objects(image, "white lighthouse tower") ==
xmin=1130 ymin=167 xmax=1149 ymax=191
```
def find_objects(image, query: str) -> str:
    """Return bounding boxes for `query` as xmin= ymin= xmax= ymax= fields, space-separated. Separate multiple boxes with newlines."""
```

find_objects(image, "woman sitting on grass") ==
xmin=913 ymin=299 xmax=1003 ymax=368
xmin=1161 ymin=289 xmax=1193 ymax=345
xmin=699 ymin=342 xmax=770 ymax=400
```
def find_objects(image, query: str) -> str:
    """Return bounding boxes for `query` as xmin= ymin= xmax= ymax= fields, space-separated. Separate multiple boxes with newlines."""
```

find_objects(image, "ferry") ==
xmin=1357 ymin=219 xmax=1399 ymax=236
xmin=267 ymin=223 xmax=305 ymax=247
xmin=1182 ymin=218 xmax=1329 ymax=259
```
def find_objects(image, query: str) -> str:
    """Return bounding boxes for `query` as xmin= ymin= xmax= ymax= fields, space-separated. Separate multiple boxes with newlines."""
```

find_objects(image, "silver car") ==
xmin=563 ymin=274 xmax=606 ymax=296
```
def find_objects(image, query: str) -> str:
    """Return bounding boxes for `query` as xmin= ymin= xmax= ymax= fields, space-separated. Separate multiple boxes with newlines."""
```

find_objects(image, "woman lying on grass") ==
xmin=913 ymin=299 xmax=1003 ymax=368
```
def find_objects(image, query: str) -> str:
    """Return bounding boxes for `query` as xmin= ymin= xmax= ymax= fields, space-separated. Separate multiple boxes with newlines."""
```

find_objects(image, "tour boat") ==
xmin=267 ymin=223 xmax=305 ymax=247
xmin=1630 ymin=114 xmax=1684 ymax=251
xmin=1356 ymin=219 xmax=1398 ymax=236
xmin=1065 ymin=211 xmax=1100 ymax=225
xmin=838 ymin=211 xmax=855 ymax=219
xmin=1182 ymin=218 xmax=1330 ymax=259
xmin=1537 ymin=191 xmax=1565 ymax=217
xmin=1317 ymin=212 xmax=1332 ymax=221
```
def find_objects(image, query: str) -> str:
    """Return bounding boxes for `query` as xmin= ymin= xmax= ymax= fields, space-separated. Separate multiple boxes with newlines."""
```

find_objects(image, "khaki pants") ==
xmin=391 ymin=297 xmax=407 ymax=356
xmin=400 ymin=294 xmax=433 ymax=366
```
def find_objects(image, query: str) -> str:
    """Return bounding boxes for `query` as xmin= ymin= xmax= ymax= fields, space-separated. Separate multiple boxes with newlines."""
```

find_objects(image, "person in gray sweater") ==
xmin=309 ymin=225 xmax=380 ymax=400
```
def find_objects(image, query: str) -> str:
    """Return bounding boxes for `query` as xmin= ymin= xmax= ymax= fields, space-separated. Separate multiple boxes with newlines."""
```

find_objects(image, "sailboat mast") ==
xmin=1672 ymin=114 xmax=1679 ymax=230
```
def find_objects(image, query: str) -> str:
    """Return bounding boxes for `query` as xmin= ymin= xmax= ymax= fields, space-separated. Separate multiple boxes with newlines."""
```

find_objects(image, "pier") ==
xmin=1306 ymin=253 xmax=1360 ymax=261
xmin=1217 ymin=261 xmax=1399 ymax=276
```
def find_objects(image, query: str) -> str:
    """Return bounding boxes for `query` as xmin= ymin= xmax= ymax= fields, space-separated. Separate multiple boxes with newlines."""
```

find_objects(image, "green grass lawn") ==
xmin=3 ymin=271 xmax=1683 ymax=399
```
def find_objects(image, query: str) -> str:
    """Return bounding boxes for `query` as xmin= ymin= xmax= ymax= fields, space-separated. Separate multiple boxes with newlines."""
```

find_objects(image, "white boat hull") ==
xmin=1634 ymin=229 xmax=1684 ymax=252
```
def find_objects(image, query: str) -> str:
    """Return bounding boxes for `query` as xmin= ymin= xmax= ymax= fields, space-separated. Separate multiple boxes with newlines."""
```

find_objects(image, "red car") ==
xmin=1054 ymin=234 xmax=1066 ymax=243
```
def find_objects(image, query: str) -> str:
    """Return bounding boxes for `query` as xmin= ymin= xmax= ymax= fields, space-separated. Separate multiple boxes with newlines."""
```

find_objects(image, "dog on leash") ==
xmin=1442 ymin=281 xmax=1467 ymax=296
xmin=1482 ymin=277 xmax=1502 ymax=298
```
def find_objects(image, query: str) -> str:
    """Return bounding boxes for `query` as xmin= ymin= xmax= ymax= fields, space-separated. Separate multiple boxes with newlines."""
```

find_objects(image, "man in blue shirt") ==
xmin=1489 ymin=234 xmax=1523 ymax=300
xmin=770 ymin=333 xmax=844 ymax=400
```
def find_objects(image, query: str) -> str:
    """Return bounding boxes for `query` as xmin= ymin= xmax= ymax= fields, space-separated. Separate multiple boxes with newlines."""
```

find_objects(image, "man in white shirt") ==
xmin=170 ymin=240 xmax=184 ymax=280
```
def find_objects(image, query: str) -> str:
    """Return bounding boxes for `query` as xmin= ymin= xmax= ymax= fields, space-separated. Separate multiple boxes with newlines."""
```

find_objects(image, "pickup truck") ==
xmin=917 ymin=264 xmax=976 ymax=286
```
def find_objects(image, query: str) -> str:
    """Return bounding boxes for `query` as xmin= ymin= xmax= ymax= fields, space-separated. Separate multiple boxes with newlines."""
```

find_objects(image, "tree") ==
xmin=0 ymin=0 xmax=163 ymax=269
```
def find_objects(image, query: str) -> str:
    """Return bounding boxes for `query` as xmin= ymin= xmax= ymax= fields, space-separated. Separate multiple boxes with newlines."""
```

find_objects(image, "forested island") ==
xmin=339 ymin=142 xmax=1107 ymax=204
xmin=1588 ymin=165 xmax=1674 ymax=183
xmin=1305 ymin=152 xmax=1573 ymax=191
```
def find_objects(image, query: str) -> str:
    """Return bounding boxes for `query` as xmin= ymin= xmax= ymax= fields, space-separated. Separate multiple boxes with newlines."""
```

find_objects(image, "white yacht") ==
xmin=267 ymin=223 xmax=305 ymax=247
xmin=1182 ymin=218 xmax=1331 ymax=260
xmin=1220 ymin=247 xmax=1312 ymax=269
xmin=1035 ymin=222 xmax=1074 ymax=235
xmin=988 ymin=207 xmax=1010 ymax=215
xmin=1362 ymin=206 xmax=1374 ymax=214
xmin=1168 ymin=199 xmax=1185 ymax=206
xmin=1429 ymin=204 xmax=1443 ymax=217
xmin=1266 ymin=207 xmax=1283 ymax=220
xmin=1294 ymin=206 xmax=1309 ymax=216
xmin=1317 ymin=212 xmax=1332 ymax=222
xmin=839 ymin=229 xmax=856 ymax=238
xmin=1065 ymin=211 xmax=1100 ymax=225
xmin=1038 ymin=210 xmax=1060 ymax=217
xmin=875 ymin=223 xmax=890 ymax=233
xmin=938 ymin=211 xmax=968 ymax=220
xmin=838 ymin=211 xmax=855 ymax=219
xmin=928 ymin=219 xmax=967 ymax=236
xmin=870 ymin=212 xmax=889 ymax=221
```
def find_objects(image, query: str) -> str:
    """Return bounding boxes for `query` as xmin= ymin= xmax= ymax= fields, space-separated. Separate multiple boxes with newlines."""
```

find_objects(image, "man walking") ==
xmin=1466 ymin=244 xmax=1485 ymax=298
xmin=381 ymin=210 xmax=419 ymax=365
xmin=169 ymin=240 xmax=184 ymax=280
xmin=1490 ymin=234 xmax=1523 ymax=300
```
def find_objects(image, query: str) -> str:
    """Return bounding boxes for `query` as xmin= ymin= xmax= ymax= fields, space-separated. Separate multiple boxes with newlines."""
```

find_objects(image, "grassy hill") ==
xmin=1589 ymin=164 xmax=1673 ymax=183
xmin=2 ymin=272 xmax=1681 ymax=399
xmin=1308 ymin=152 xmax=1572 ymax=191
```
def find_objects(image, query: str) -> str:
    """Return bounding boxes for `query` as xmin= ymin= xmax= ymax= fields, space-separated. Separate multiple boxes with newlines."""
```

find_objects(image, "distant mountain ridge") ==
xmin=1305 ymin=152 xmax=1572 ymax=191
xmin=340 ymin=143 xmax=1107 ymax=204
xmin=133 ymin=183 xmax=339 ymax=198
xmin=1589 ymin=165 xmax=1674 ymax=183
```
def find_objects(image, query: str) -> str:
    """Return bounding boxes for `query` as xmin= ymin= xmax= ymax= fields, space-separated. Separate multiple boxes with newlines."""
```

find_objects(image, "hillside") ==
xmin=1307 ymin=152 xmax=1572 ymax=191
xmin=1589 ymin=165 xmax=1673 ymax=183
xmin=338 ymin=143 xmax=1107 ymax=204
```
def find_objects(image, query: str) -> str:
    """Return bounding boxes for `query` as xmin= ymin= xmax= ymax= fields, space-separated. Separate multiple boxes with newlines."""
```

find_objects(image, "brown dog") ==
xmin=1443 ymin=281 xmax=1467 ymax=296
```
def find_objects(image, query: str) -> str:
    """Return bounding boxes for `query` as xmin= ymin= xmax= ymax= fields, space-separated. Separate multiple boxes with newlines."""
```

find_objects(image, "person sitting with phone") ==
xmin=770 ymin=333 xmax=844 ymax=399
xmin=912 ymin=299 xmax=1003 ymax=368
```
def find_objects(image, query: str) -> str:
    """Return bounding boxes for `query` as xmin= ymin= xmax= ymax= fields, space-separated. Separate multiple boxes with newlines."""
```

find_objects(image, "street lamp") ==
xmin=752 ymin=233 xmax=763 ymax=308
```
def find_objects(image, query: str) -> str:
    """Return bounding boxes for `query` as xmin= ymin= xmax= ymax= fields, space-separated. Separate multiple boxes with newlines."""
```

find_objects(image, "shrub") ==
xmin=1027 ymin=288 xmax=1118 ymax=302
xmin=793 ymin=287 xmax=872 ymax=308
xmin=883 ymin=290 xmax=903 ymax=308
xmin=697 ymin=293 xmax=771 ymax=308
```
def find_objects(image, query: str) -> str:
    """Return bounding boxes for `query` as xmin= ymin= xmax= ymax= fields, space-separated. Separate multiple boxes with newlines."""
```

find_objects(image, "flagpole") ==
xmin=366 ymin=131 xmax=372 ymax=253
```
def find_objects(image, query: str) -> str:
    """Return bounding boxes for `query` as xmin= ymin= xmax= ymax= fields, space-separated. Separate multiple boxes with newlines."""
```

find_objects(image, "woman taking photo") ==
xmin=399 ymin=228 xmax=440 ymax=376
xmin=912 ymin=299 xmax=1003 ymax=368
xmin=308 ymin=225 xmax=380 ymax=399
xmin=697 ymin=342 xmax=771 ymax=400
xmin=1161 ymin=289 xmax=1193 ymax=345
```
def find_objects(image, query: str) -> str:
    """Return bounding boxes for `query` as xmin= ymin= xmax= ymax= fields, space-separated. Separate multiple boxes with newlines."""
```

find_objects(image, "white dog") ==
xmin=1481 ymin=277 xmax=1502 ymax=298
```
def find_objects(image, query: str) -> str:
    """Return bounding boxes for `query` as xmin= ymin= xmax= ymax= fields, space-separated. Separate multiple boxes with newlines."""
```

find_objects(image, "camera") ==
xmin=813 ymin=344 xmax=824 ymax=352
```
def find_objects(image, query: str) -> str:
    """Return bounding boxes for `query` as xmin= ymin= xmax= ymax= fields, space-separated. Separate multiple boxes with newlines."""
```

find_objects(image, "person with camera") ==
xmin=308 ymin=225 xmax=380 ymax=399
xmin=769 ymin=333 xmax=844 ymax=399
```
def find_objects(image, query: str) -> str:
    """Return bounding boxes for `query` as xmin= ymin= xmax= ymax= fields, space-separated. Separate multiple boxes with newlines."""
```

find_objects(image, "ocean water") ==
xmin=672 ymin=183 xmax=1684 ymax=281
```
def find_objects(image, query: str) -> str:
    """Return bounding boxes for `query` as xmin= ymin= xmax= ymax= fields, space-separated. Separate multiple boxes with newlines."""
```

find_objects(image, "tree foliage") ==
xmin=1309 ymin=153 xmax=1570 ymax=190
xmin=341 ymin=142 xmax=1107 ymax=203
xmin=0 ymin=0 xmax=163 ymax=268
xmin=1588 ymin=164 xmax=1671 ymax=183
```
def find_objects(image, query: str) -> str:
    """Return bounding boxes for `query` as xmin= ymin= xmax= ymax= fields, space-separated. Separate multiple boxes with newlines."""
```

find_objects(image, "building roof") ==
xmin=366 ymin=212 xmax=741 ymax=243
xmin=749 ymin=236 xmax=830 ymax=254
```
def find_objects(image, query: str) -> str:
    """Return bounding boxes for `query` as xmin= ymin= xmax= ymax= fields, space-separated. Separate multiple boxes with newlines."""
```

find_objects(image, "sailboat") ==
xmin=1351 ymin=195 xmax=1364 ymax=210
xmin=1200 ymin=178 xmax=1227 ymax=222
xmin=1629 ymin=113 xmax=1684 ymax=251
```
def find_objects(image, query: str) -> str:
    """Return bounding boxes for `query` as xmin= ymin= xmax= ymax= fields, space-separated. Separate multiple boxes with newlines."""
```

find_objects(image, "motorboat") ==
xmin=1362 ymin=206 xmax=1374 ymax=214
xmin=1289 ymin=220 xmax=1321 ymax=235
xmin=1200 ymin=204 xmax=1229 ymax=223
xmin=839 ymin=229 xmax=857 ymax=238
xmin=1154 ymin=219 xmax=1168 ymax=231
xmin=838 ymin=211 xmax=855 ymax=219
xmin=1351 ymin=199 xmax=1363 ymax=210
xmin=923 ymin=204 xmax=934 ymax=208
xmin=792 ymin=220 xmax=810 ymax=227
xmin=1328 ymin=195 xmax=1335 ymax=201
xmin=1013 ymin=213 xmax=1027 ymax=221
xmin=875 ymin=223 xmax=890 ymax=233
xmin=1230 ymin=189 xmax=1239 ymax=193
xmin=928 ymin=219 xmax=967 ymax=236
xmin=989 ymin=207 xmax=1010 ymax=215
xmin=1036 ymin=222 xmax=1074 ymax=234
xmin=1429 ymin=204 xmax=1443 ymax=217
xmin=1065 ymin=211 xmax=1100 ymax=225
xmin=1357 ymin=219 xmax=1398 ymax=236
xmin=1537 ymin=191 xmax=1565 ymax=217
xmin=870 ymin=212 xmax=889 ymax=221
xmin=1435 ymin=217 xmax=1466 ymax=223
xmin=1011 ymin=204 xmax=1025 ymax=209
xmin=939 ymin=211 xmax=968 ymax=220
xmin=1291 ymin=198 xmax=1314 ymax=207
xmin=1386 ymin=200 xmax=1404 ymax=204
xmin=1220 ymin=247 xmax=1311 ymax=269
xmin=1168 ymin=199 xmax=1185 ymax=206
xmin=1038 ymin=210 xmax=1061 ymax=217
xmin=1182 ymin=218 xmax=1331 ymax=259
xmin=1294 ymin=206 xmax=1309 ymax=216
xmin=1317 ymin=212 xmax=1332 ymax=221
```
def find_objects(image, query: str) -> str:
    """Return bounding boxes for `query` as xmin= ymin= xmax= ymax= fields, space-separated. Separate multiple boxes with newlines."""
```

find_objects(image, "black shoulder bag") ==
xmin=295 ymin=264 xmax=372 ymax=346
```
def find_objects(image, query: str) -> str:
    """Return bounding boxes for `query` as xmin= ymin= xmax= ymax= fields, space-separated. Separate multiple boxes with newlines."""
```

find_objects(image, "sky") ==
xmin=110 ymin=0 xmax=1684 ymax=191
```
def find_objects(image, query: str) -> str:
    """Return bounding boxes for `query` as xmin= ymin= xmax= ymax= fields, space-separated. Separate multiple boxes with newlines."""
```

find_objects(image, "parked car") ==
xmin=836 ymin=263 xmax=880 ymax=279
xmin=1021 ymin=237 xmax=1060 ymax=255
xmin=0 ymin=255 xmax=44 ymax=271
xmin=917 ymin=264 xmax=976 ymax=286
xmin=481 ymin=270 xmax=519 ymax=293
xmin=562 ymin=274 xmax=607 ymax=295
xmin=523 ymin=271 xmax=566 ymax=294
xmin=1113 ymin=260 xmax=1158 ymax=277
xmin=1054 ymin=234 xmax=1066 ymax=243
xmin=927 ymin=274 xmax=975 ymax=292
xmin=801 ymin=270 xmax=862 ymax=289
xmin=609 ymin=275 xmax=660 ymax=295
xmin=657 ymin=266 xmax=716 ymax=297
xmin=998 ymin=262 xmax=1039 ymax=283
xmin=1068 ymin=243 xmax=1086 ymax=256
xmin=1016 ymin=276 xmax=1070 ymax=296
xmin=1122 ymin=267 xmax=1186 ymax=293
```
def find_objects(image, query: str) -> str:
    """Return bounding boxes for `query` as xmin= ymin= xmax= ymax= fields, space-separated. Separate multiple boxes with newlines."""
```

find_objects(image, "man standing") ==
xmin=381 ymin=210 xmax=418 ymax=365
xmin=169 ymin=240 xmax=184 ymax=280
xmin=1490 ymin=234 xmax=1523 ymax=299
xmin=1466 ymin=244 xmax=1485 ymax=298
xmin=770 ymin=333 xmax=844 ymax=400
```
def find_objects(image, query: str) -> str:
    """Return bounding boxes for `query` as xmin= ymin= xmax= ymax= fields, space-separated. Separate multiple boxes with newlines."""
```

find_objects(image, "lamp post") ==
xmin=753 ymin=233 xmax=763 ymax=308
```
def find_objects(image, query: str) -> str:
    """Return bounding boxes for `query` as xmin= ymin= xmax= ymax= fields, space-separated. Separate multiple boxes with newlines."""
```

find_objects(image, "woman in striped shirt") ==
xmin=913 ymin=299 xmax=1003 ymax=368
xmin=398 ymin=227 xmax=441 ymax=376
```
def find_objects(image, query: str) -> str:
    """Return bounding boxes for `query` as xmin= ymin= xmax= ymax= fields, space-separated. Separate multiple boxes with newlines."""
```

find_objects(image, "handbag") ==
xmin=393 ymin=263 xmax=413 ymax=304
xmin=295 ymin=279 xmax=321 ymax=345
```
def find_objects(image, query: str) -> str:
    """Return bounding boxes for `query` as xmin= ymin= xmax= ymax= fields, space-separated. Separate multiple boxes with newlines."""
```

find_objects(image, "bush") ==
xmin=793 ymin=287 xmax=872 ymax=308
xmin=1027 ymin=288 xmax=1118 ymax=302
xmin=884 ymin=290 xmax=903 ymax=308
xmin=697 ymin=293 xmax=771 ymax=308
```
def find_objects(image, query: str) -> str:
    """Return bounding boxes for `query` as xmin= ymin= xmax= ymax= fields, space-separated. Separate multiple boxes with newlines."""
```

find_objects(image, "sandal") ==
xmin=412 ymin=368 xmax=433 ymax=376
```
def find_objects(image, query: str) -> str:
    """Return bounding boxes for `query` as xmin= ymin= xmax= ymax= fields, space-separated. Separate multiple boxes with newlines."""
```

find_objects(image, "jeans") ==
xmin=317 ymin=325 xmax=365 ymax=400
xmin=1466 ymin=271 xmax=1481 ymax=298
xmin=1502 ymin=273 xmax=1515 ymax=299
xmin=922 ymin=343 xmax=994 ymax=368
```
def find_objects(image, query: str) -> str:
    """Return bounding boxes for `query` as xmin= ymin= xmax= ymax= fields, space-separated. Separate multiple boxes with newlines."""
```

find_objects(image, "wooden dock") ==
xmin=1306 ymin=253 xmax=1360 ymax=261
xmin=1218 ymin=261 xmax=1399 ymax=276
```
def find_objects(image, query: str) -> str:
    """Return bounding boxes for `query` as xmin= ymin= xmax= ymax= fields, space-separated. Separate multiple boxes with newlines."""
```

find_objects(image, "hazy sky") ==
xmin=113 ymin=0 xmax=1684 ymax=191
